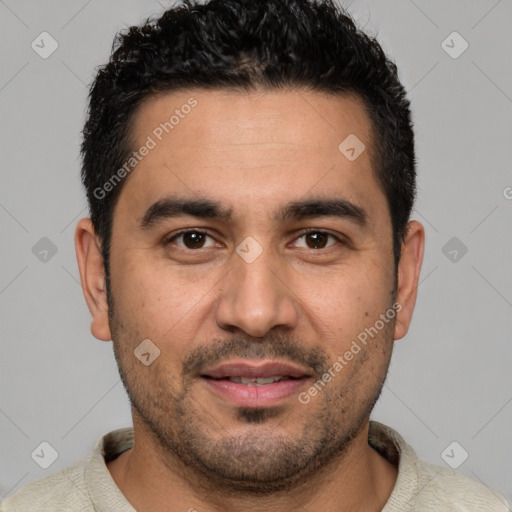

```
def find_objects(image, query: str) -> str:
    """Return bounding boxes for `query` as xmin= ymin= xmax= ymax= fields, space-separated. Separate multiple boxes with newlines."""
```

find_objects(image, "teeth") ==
xmin=228 ymin=376 xmax=289 ymax=385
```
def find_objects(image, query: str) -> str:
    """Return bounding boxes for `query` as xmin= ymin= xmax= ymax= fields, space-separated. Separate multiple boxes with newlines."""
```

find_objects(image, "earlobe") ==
xmin=393 ymin=220 xmax=425 ymax=341
xmin=75 ymin=218 xmax=112 ymax=342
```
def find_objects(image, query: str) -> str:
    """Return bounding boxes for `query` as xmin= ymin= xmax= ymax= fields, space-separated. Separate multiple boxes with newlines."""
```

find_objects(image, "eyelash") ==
xmin=163 ymin=228 xmax=346 ymax=251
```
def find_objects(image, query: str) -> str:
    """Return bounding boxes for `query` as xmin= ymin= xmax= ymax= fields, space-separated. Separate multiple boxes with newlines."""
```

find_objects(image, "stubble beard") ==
xmin=109 ymin=306 xmax=395 ymax=495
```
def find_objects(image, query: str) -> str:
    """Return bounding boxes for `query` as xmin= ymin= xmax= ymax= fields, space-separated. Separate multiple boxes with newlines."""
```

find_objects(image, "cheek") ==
xmin=293 ymin=259 xmax=392 ymax=338
xmin=111 ymin=254 xmax=219 ymax=341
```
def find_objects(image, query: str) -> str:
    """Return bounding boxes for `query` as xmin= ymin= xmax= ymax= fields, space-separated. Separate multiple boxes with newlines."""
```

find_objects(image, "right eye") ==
xmin=165 ymin=230 xmax=219 ymax=250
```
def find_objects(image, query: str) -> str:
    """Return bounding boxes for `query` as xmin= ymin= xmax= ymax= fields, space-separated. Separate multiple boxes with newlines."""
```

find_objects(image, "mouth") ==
xmin=213 ymin=375 xmax=297 ymax=385
xmin=200 ymin=359 xmax=312 ymax=407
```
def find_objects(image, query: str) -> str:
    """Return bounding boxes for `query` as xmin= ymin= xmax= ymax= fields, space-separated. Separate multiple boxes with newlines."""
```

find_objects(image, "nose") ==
xmin=214 ymin=244 xmax=299 ymax=338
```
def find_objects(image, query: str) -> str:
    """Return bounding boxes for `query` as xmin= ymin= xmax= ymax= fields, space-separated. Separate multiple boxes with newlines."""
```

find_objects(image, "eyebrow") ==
xmin=138 ymin=198 xmax=232 ymax=228
xmin=137 ymin=196 xmax=367 ymax=229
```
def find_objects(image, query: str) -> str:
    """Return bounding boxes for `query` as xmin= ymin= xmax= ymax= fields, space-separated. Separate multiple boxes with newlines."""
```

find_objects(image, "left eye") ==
xmin=293 ymin=231 xmax=340 ymax=249
xmin=168 ymin=230 xmax=217 ymax=249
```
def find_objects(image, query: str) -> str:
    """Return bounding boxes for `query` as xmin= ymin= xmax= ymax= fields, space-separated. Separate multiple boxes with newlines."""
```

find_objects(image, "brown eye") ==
xmin=294 ymin=231 xmax=339 ymax=249
xmin=305 ymin=232 xmax=329 ymax=249
xmin=168 ymin=230 xmax=216 ymax=249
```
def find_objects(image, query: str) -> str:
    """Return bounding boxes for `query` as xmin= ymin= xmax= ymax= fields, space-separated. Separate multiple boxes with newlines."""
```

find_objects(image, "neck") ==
xmin=107 ymin=420 xmax=398 ymax=512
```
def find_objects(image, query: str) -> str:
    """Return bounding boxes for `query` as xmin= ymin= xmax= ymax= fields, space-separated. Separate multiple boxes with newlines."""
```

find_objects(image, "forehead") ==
xmin=118 ymin=88 xmax=385 ymax=226
xmin=132 ymin=88 xmax=373 ymax=157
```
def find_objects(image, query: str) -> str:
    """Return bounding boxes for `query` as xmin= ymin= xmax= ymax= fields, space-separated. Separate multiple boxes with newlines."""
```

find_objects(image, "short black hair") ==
xmin=81 ymin=0 xmax=416 ymax=302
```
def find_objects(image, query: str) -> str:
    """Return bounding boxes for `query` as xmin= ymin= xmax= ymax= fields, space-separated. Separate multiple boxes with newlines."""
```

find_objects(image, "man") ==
xmin=2 ymin=0 xmax=509 ymax=510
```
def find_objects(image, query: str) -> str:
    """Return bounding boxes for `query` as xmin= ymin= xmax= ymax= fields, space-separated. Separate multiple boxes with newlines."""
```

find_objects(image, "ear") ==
xmin=75 ymin=218 xmax=112 ymax=341
xmin=394 ymin=220 xmax=425 ymax=340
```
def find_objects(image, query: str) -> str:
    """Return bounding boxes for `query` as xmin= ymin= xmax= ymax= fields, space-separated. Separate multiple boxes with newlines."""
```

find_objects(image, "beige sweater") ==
xmin=1 ymin=421 xmax=510 ymax=511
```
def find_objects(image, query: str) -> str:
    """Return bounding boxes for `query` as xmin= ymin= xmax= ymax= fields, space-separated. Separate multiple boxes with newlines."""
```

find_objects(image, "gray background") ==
xmin=1 ymin=0 xmax=511 ymax=504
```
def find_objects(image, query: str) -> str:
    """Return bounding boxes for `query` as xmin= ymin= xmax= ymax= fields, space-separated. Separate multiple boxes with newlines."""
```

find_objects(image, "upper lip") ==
xmin=201 ymin=360 xmax=311 ymax=379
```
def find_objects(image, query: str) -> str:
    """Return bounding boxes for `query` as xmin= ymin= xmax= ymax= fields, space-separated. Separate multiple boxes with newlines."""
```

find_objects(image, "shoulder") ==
xmin=369 ymin=421 xmax=510 ymax=512
xmin=0 ymin=427 xmax=134 ymax=512
xmin=0 ymin=457 xmax=93 ymax=512
xmin=414 ymin=458 xmax=511 ymax=511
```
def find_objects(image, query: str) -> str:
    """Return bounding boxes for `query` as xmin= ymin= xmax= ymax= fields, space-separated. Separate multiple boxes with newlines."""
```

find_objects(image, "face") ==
xmin=80 ymin=88 xmax=419 ymax=493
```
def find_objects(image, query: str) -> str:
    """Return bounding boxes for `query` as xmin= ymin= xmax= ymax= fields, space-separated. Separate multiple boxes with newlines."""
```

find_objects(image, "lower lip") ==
xmin=201 ymin=377 xmax=308 ymax=407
